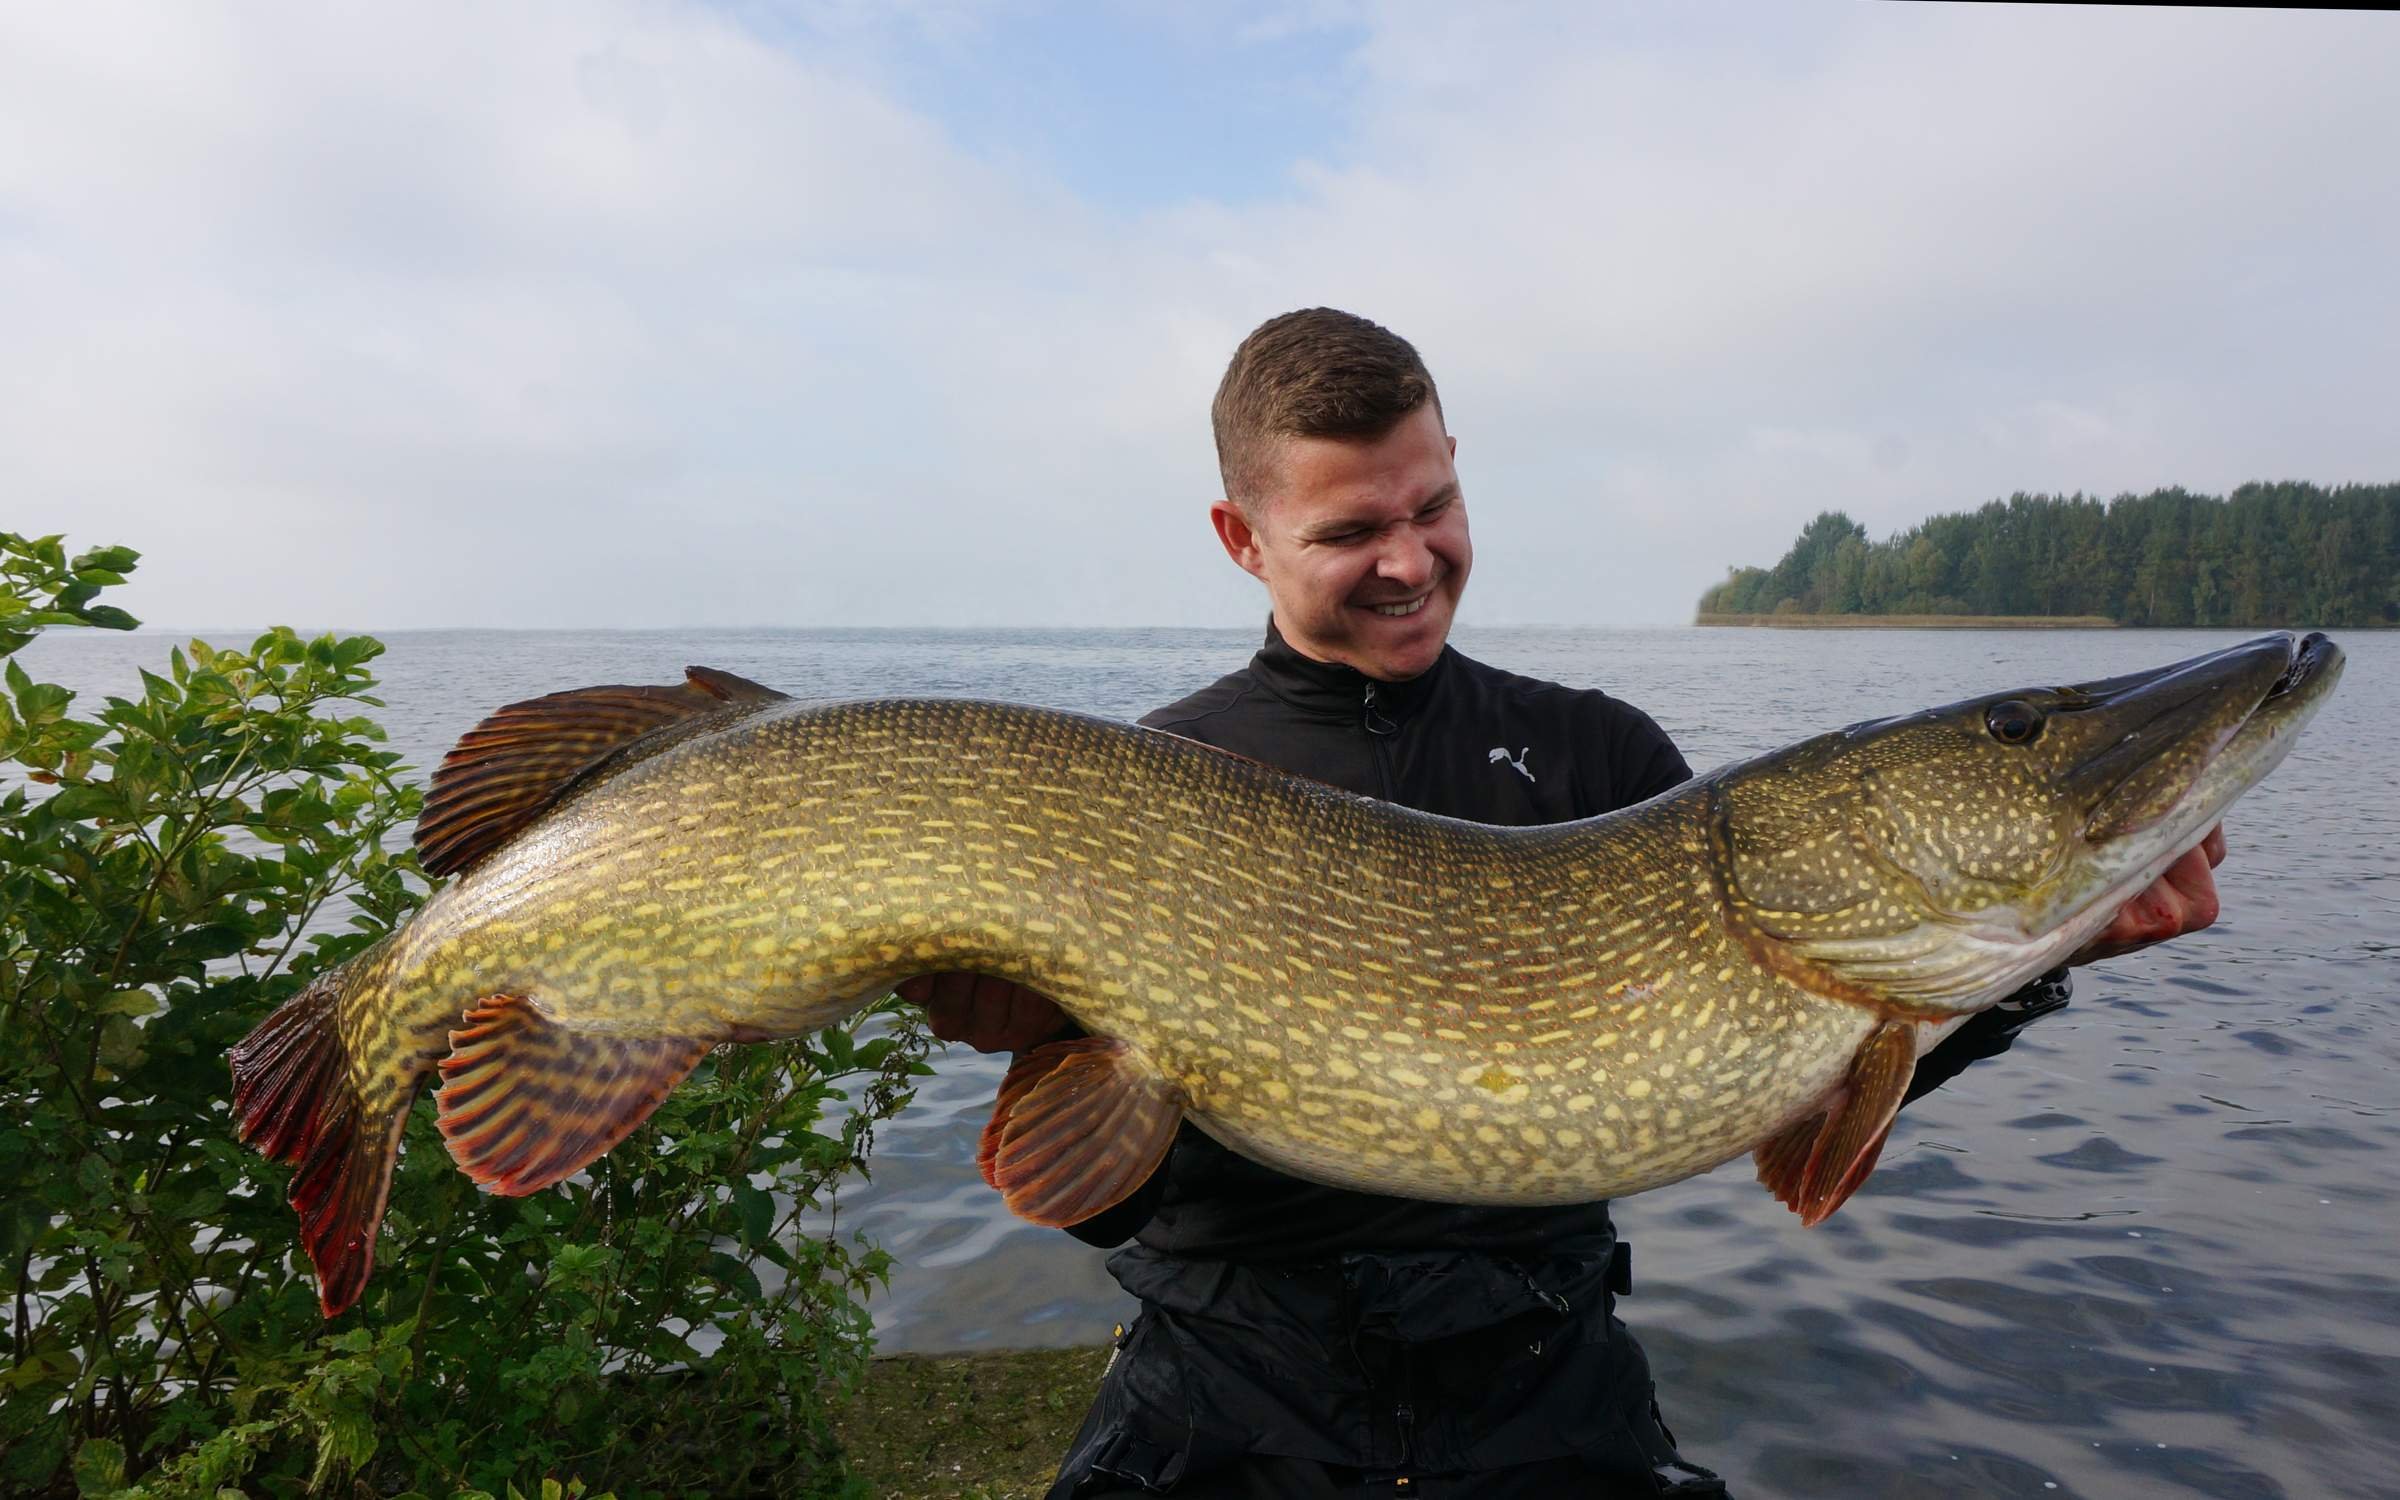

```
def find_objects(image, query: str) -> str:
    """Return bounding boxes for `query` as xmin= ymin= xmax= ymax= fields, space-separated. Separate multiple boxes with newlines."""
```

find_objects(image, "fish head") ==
xmin=1709 ymin=631 xmax=2342 ymax=1017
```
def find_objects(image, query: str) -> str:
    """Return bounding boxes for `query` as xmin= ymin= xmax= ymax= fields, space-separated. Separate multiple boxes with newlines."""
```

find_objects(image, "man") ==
xmin=901 ymin=309 xmax=2226 ymax=1497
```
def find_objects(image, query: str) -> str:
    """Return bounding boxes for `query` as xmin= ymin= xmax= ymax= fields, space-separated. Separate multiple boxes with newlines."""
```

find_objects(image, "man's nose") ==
xmin=1376 ymin=530 xmax=1437 ymax=587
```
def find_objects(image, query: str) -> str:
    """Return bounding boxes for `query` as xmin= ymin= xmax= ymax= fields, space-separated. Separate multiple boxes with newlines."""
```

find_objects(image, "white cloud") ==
xmin=3 ymin=1 xmax=2391 ymax=629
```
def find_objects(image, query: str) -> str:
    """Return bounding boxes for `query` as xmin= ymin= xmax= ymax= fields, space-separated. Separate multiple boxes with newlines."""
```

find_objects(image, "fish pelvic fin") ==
xmin=435 ymin=994 xmax=715 ymax=1196
xmin=229 ymin=954 xmax=416 ymax=1318
xmin=416 ymin=666 xmax=788 ymax=879
xmin=980 ymin=1038 xmax=1183 ymax=1228
xmin=1755 ymin=1019 xmax=1918 ymax=1227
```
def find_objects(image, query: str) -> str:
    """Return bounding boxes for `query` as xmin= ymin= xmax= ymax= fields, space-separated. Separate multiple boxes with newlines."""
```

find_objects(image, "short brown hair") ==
xmin=1212 ymin=308 xmax=1443 ymax=513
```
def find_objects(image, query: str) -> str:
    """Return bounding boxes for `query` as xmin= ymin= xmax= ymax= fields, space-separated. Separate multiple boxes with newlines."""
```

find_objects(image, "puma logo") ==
xmin=1488 ymin=746 xmax=1535 ymax=784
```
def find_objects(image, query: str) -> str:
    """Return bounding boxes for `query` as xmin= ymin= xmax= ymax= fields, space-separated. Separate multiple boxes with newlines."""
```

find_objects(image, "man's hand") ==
xmin=897 ymin=971 xmax=1075 ymax=1054
xmin=2067 ymin=824 xmax=2227 ymax=966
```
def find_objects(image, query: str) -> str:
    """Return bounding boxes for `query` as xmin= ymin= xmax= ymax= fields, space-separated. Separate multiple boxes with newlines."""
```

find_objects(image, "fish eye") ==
xmin=1985 ymin=699 xmax=2044 ymax=745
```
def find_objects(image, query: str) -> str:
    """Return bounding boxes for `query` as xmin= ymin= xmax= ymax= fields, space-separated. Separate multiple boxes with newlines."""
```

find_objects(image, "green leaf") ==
xmin=96 ymin=1014 xmax=148 ymax=1071
xmin=69 ymin=1437 xmax=125 ymax=1497
xmin=310 ymin=1408 xmax=378 ymax=1489
xmin=79 ymin=604 xmax=139 ymax=631
xmin=94 ymin=989 xmax=159 ymax=1018
xmin=732 ymin=1182 xmax=776 ymax=1249
xmin=819 ymin=1026 xmax=856 ymax=1071
xmin=707 ymin=1251 xmax=763 ymax=1302
xmin=549 ymin=1241 xmax=611 ymax=1283
xmin=70 ymin=544 xmax=140 ymax=573
xmin=0 ymin=1200 xmax=49 ymax=1263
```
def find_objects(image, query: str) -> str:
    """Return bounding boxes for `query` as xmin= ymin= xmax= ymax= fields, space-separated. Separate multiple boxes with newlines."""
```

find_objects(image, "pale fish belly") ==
xmin=1169 ymin=977 xmax=1884 ymax=1206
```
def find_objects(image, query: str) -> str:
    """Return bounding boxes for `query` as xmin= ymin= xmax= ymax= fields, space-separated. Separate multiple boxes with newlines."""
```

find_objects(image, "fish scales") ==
xmin=229 ymin=632 xmax=2341 ymax=1313
xmin=366 ymin=699 xmax=1866 ymax=1204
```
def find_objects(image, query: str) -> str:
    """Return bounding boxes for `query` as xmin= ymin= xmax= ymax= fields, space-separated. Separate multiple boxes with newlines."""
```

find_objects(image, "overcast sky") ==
xmin=4 ymin=2 xmax=2393 ymax=630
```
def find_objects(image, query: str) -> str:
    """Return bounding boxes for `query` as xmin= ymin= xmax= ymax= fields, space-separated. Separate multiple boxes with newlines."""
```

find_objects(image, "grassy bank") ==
xmin=1694 ymin=612 xmax=2119 ymax=629
xmin=832 ymin=1346 xmax=1112 ymax=1499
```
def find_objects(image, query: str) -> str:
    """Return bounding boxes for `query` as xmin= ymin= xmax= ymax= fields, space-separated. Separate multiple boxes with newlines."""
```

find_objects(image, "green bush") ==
xmin=0 ymin=534 xmax=930 ymax=1497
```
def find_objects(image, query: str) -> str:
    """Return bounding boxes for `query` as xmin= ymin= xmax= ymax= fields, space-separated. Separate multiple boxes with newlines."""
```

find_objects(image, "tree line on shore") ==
xmin=1696 ymin=482 xmax=2399 ymax=627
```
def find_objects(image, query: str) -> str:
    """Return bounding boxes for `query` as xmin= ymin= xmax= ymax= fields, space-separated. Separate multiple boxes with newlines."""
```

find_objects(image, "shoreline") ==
xmin=834 ymin=1346 xmax=1110 ymax=1499
xmin=1694 ymin=612 xmax=2119 ymax=629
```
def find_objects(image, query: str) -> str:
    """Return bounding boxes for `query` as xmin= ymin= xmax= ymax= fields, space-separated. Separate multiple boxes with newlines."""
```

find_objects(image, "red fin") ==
xmin=1755 ymin=1020 xmax=1918 ymax=1227
xmin=981 ymin=1039 xmax=1182 ymax=1227
xmin=434 ymin=994 xmax=714 ymax=1195
xmin=1754 ymin=1109 xmax=1823 ymax=1216
xmin=416 ymin=666 xmax=786 ymax=878
xmin=229 ymin=959 xmax=412 ymax=1316
xmin=977 ymin=1044 xmax=1052 ymax=1191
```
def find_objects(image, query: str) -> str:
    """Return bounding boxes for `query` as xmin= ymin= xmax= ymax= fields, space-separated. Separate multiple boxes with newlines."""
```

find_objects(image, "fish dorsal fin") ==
xmin=1754 ymin=1019 xmax=1917 ymax=1226
xmin=416 ymin=666 xmax=788 ymax=878
xmin=978 ymin=1038 xmax=1183 ymax=1226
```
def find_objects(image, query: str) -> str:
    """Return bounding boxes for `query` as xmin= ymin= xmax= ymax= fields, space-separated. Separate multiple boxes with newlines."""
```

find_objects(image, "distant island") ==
xmin=1697 ymin=481 xmax=2398 ymax=628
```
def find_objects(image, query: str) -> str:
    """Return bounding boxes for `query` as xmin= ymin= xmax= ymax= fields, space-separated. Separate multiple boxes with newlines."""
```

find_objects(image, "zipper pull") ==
xmin=1363 ymin=683 xmax=1397 ymax=736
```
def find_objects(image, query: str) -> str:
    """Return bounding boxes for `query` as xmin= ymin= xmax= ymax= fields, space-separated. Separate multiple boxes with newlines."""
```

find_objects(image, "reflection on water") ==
xmin=29 ymin=624 xmax=2399 ymax=1499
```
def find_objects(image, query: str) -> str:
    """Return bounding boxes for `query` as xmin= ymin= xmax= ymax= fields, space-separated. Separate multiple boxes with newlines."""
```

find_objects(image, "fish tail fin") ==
xmin=228 ymin=949 xmax=416 ymax=1317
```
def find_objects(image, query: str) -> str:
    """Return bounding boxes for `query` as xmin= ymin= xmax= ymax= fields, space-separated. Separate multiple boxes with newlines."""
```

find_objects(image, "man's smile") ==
xmin=1364 ymin=593 xmax=1431 ymax=618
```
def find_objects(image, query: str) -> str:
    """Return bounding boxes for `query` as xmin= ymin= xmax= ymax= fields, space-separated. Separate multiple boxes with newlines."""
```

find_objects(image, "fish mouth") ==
xmin=2267 ymin=630 xmax=2338 ymax=702
xmin=2020 ymin=630 xmax=2340 ymax=952
xmin=2062 ymin=631 xmax=2331 ymax=845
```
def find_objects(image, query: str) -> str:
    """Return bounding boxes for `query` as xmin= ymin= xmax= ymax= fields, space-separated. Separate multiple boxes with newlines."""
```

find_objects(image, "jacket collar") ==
xmin=1250 ymin=617 xmax=1454 ymax=723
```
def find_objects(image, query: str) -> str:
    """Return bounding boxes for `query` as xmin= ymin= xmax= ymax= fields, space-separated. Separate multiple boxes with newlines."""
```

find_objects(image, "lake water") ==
xmin=26 ymin=624 xmax=2398 ymax=1500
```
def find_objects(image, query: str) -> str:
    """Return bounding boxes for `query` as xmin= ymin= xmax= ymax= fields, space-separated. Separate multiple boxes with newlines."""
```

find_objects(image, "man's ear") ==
xmin=1209 ymin=500 xmax=1270 ymax=582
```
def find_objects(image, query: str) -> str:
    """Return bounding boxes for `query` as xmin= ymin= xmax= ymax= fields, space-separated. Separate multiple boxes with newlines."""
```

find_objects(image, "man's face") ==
xmin=1210 ymin=402 xmax=1473 ymax=683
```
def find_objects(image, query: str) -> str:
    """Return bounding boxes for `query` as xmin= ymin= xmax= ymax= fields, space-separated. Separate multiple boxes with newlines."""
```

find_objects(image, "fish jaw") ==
xmin=2016 ymin=631 xmax=2342 ymax=951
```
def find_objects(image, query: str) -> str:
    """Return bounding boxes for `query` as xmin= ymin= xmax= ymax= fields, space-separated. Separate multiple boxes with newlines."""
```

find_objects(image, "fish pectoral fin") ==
xmin=416 ymin=665 xmax=788 ymax=878
xmin=435 ymin=994 xmax=715 ymax=1195
xmin=979 ymin=1038 xmax=1182 ymax=1228
xmin=1753 ymin=1110 xmax=1823 ymax=1216
xmin=1754 ymin=1019 xmax=1917 ymax=1227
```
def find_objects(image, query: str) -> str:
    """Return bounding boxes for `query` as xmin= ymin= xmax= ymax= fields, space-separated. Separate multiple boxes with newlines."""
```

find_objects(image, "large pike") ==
xmin=232 ymin=632 xmax=2341 ymax=1314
